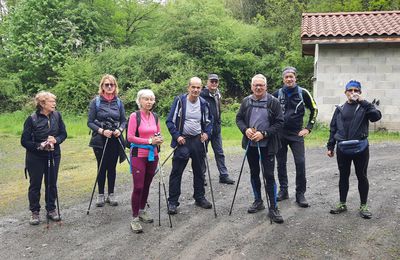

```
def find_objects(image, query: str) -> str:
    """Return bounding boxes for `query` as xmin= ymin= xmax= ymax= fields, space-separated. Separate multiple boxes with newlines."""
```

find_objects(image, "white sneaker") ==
xmin=106 ymin=193 xmax=118 ymax=206
xmin=139 ymin=210 xmax=154 ymax=223
xmin=96 ymin=194 xmax=105 ymax=207
xmin=130 ymin=217 xmax=143 ymax=233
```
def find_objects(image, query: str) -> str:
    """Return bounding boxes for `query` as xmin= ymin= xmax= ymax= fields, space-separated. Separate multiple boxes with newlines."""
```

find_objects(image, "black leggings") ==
xmin=336 ymin=147 xmax=369 ymax=204
xmin=94 ymin=137 xmax=119 ymax=194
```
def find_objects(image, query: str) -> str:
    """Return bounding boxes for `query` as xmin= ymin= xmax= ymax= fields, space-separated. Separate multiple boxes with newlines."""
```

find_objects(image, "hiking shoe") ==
xmin=359 ymin=204 xmax=372 ymax=219
xmin=130 ymin=217 xmax=143 ymax=233
xmin=106 ymin=193 xmax=118 ymax=206
xmin=47 ymin=210 xmax=61 ymax=222
xmin=277 ymin=189 xmax=289 ymax=201
xmin=29 ymin=212 xmax=40 ymax=225
xmin=247 ymin=200 xmax=265 ymax=214
xmin=139 ymin=210 xmax=154 ymax=223
xmin=296 ymin=193 xmax=309 ymax=208
xmin=96 ymin=194 xmax=105 ymax=207
xmin=268 ymin=207 xmax=284 ymax=224
xmin=195 ymin=198 xmax=212 ymax=209
xmin=219 ymin=175 xmax=235 ymax=185
xmin=330 ymin=202 xmax=347 ymax=214
xmin=168 ymin=203 xmax=178 ymax=215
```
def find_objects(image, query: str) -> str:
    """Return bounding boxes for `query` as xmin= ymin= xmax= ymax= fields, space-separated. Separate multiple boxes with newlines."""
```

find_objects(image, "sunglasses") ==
xmin=210 ymin=80 xmax=218 ymax=84
xmin=104 ymin=83 xmax=115 ymax=88
xmin=347 ymin=88 xmax=360 ymax=93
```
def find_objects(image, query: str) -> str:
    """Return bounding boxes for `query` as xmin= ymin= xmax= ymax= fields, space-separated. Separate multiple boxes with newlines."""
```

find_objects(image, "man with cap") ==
xmin=327 ymin=80 xmax=381 ymax=219
xmin=200 ymin=73 xmax=235 ymax=185
xmin=272 ymin=66 xmax=318 ymax=208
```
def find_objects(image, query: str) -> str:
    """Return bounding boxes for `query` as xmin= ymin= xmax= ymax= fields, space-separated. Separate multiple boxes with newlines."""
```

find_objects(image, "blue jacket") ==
xmin=166 ymin=94 xmax=213 ymax=148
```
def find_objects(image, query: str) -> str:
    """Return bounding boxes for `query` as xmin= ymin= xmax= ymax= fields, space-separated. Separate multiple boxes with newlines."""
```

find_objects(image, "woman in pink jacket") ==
xmin=127 ymin=89 xmax=163 ymax=233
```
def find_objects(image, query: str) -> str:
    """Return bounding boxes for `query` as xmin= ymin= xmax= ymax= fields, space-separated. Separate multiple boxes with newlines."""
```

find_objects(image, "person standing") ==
xmin=327 ymin=80 xmax=381 ymax=219
xmin=88 ymin=74 xmax=127 ymax=208
xmin=236 ymin=74 xmax=284 ymax=223
xmin=272 ymin=66 xmax=318 ymax=208
xmin=200 ymin=73 xmax=234 ymax=185
xmin=21 ymin=91 xmax=67 ymax=225
xmin=166 ymin=77 xmax=213 ymax=214
xmin=127 ymin=89 xmax=163 ymax=233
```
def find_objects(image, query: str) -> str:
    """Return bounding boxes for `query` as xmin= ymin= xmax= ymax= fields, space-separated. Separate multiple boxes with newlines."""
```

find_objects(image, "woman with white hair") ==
xmin=21 ymin=91 xmax=67 ymax=225
xmin=127 ymin=89 xmax=163 ymax=233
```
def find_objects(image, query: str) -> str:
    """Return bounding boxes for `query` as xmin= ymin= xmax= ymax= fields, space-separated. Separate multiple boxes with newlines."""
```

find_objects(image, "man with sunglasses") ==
xmin=327 ymin=80 xmax=381 ymax=219
xmin=273 ymin=66 xmax=318 ymax=208
xmin=200 ymin=74 xmax=235 ymax=185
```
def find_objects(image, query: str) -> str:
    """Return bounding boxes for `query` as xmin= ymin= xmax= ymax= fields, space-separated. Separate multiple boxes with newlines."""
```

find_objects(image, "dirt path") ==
xmin=0 ymin=143 xmax=399 ymax=259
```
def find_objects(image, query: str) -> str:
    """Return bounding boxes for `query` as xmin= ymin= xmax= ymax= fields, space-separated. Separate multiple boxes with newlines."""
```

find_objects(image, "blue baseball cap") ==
xmin=345 ymin=80 xmax=361 ymax=91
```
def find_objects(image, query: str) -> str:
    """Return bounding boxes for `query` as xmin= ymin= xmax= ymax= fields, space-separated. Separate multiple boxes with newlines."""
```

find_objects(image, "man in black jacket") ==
xmin=236 ymin=74 xmax=284 ymax=223
xmin=272 ymin=67 xmax=318 ymax=208
xmin=327 ymin=80 xmax=381 ymax=219
xmin=200 ymin=74 xmax=234 ymax=185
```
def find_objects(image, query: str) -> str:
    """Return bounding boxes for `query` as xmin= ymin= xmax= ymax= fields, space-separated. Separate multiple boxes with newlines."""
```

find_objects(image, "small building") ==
xmin=301 ymin=11 xmax=400 ymax=131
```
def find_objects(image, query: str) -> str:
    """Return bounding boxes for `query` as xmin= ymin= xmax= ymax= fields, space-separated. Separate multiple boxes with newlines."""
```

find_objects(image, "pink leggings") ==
xmin=131 ymin=156 xmax=158 ymax=217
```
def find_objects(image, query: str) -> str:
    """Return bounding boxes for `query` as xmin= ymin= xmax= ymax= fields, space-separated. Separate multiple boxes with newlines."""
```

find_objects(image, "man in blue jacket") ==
xmin=166 ymin=77 xmax=214 ymax=214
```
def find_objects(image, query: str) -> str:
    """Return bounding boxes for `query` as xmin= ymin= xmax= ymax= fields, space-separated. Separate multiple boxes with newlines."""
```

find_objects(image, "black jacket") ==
xmin=327 ymin=100 xmax=382 ymax=151
xmin=272 ymin=85 xmax=318 ymax=134
xmin=236 ymin=94 xmax=284 ymax=155
xmin=200 ymin=87 xmax=221 ymax=135
xmin=87 ymin=95 xmax=127 ymax=149
xmin=21 ymin=110 xmax=67 ymax=158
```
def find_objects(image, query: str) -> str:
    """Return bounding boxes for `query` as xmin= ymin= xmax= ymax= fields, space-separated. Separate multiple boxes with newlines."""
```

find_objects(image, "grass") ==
xmin=0 ymin=111 xmax=399 ymax=216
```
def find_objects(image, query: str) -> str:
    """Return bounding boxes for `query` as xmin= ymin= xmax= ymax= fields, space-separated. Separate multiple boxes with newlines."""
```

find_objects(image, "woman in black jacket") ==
xmin=327 ymin=80 xmax=382 ymax=219
xmin=88 ymin=74 xmax=127 ymax=208
xmin=21 ymin=91 xmax=67 ymax=225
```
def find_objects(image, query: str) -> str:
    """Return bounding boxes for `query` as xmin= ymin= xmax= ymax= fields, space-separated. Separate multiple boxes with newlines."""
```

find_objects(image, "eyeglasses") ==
xmin=253 ymin=84 xmax=266 ymax=88
xmin=210 ymin=80 xmax=218 ymax=84
xmin=347 ymin=88 xmax=360 ymax=93
xmin=104 ymin=83 xmax=115 ymax=88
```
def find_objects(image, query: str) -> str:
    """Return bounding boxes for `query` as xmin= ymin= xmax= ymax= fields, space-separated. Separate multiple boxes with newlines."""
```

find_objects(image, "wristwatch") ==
xmin=148 ymin=137 xmax=153 ymax=144
xmin=262 ymin=131 xmax=268 ymax=138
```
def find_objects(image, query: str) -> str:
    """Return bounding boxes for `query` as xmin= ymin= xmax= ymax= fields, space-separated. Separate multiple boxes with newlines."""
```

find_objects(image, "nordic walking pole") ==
xmin=117 ymin=135 xmax=131 ymax=166
xmin=154 ymin=146 xmax=177 ymax=175
xmin=46 ymin=151 xmax=51 ymax=229
xmin=158 ymin=175 xmax=161 ymax=227
xmin=51 ymin=151 xmax=62 ymax=225
xmin=203 ymin=141 xmax=217 ymax=218
xmin=229 ymin=141 xmax=250 ymax=216
xmin=87 ymin=137 xmax=109 ymax=215
xmin=157 ymin=159 xmax=173 ymax=228
xmin=257 ymin=142 xmax=272 ymax=224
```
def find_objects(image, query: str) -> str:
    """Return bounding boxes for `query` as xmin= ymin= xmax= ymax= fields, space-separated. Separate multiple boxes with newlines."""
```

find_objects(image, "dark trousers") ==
xmin=336 ymin=147 xmax=370 ymax=204
xmin=202 ymin=131 xmax=229 ymax=177
xmin=276 ymin=137 xmax=306 ymax=194
xmin=168 ymin=136 xmax=206 ymax=205
xmin=247 ymin=146 xmax=277 ymax=208
xmin=94 ymin=137 xmax=119 ymax=194
xmin=27 ymin=152 xmax=60 ymax=213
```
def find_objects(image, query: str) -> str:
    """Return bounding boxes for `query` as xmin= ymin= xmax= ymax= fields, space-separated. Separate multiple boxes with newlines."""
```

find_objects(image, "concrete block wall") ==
xmin=313 ymin=44 xmax=400 ymax=131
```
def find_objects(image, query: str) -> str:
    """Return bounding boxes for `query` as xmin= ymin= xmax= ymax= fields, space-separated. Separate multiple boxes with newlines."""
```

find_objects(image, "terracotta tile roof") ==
xmin=301 ymin=11 xmax=400 ymax=38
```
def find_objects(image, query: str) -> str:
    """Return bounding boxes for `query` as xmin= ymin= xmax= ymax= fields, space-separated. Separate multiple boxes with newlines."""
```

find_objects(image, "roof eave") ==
xmin=302 ymin=36 xmax=400 ymax=56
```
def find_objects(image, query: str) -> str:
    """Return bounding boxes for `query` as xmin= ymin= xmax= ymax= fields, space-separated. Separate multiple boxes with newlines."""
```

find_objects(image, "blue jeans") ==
xmin=202 ymin=132 xmax=229 ymax=178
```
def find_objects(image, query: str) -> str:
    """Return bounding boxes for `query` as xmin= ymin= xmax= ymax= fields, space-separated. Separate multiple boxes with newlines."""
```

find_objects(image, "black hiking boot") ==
xmin=277 ymin=189 xmax=289 ymax=201
xmin=247 ymin=200 xmax=265 ymax=214
xmin=268 ymin=207 xmax=284 ymax=224
xmin=296 ymin=193 xmax=309 ymax=208
xmin=219 ymin=175 xmax=235 ymax=185
xmin=195 ymin=198 xmax=212 ymax=209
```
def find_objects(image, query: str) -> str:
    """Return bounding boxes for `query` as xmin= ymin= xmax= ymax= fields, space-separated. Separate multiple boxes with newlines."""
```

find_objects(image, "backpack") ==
xmin=126 ymin=111 xmax=159 ymax=149
xmin=95 ymin=95 xmax=121 ymax=111
xmin=278 ymin=86 xmax=303 ymax=114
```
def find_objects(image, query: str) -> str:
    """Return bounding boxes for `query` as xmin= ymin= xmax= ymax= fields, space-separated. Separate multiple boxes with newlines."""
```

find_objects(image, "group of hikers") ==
xmin=21 ymin=67 xmax=382 ymax=233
